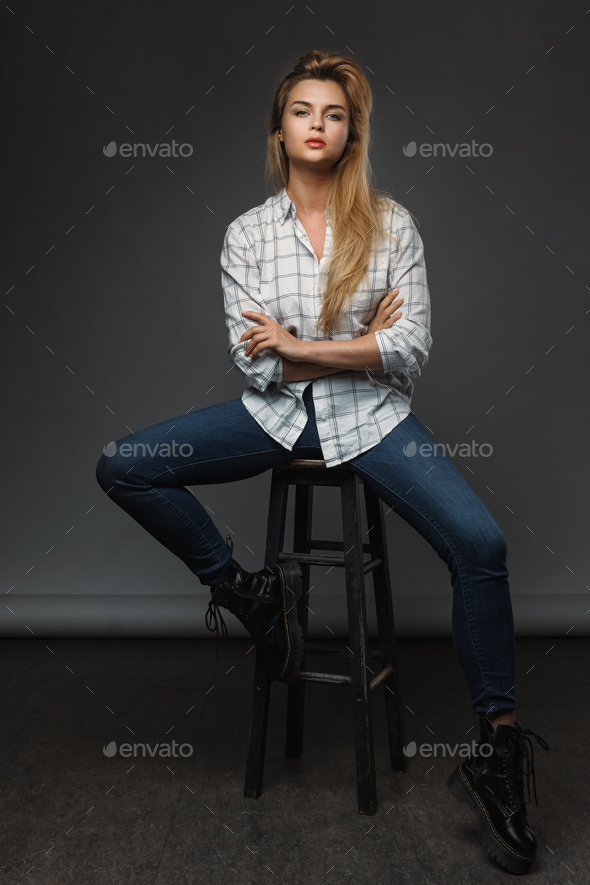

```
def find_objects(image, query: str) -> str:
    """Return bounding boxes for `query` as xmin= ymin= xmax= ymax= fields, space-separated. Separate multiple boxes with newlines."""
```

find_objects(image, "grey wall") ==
xmin=1 ymin=0 xmax=589 ymax=638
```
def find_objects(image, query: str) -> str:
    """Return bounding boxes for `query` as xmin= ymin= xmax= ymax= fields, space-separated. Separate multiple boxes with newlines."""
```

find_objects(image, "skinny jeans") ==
xmin=96 ymin=384 xmax=516 ymax=718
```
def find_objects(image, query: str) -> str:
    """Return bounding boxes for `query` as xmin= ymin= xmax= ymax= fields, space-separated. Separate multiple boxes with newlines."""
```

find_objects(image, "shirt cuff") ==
xmin=231 ymin=343 xmax=283 ymax=391
xmin=373 ymin=327 xmax=423 ymax=376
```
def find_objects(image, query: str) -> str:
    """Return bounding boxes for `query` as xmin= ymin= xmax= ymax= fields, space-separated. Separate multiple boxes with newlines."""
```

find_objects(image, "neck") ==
xmin=285 ymin=171 xmax=331 ymax=216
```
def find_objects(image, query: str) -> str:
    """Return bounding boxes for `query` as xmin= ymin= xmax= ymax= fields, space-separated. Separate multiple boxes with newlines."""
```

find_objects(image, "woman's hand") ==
xmin=367 ymin=288 xmax=404 ymax=334
xmin=239 ymin=310 xmax=305 ymax=361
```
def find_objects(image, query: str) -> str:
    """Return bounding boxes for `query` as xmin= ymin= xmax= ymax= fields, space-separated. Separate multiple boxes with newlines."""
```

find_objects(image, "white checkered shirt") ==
xmin=220 ymin=186 xmax=432 ymax=468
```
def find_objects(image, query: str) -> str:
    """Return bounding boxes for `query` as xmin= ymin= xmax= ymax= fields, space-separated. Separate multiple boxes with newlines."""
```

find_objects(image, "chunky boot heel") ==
xmin=264 ymin=560 xmax=304 ymax=684
xmin=447 ymin=715 xmax=549 ymax=875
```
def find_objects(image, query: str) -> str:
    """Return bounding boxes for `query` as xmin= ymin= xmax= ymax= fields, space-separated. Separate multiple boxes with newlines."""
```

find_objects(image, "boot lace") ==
xmin=204 ymin=535 xmax=234 ymax=657
xmin=205 ymin=593 xmax=230 ymax=657
xmin=501 ymin=726 xmax=550 ymax=809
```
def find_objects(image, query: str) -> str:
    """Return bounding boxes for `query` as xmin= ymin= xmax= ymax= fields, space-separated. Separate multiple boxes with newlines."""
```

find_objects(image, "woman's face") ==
xmin=279 ymin=79 xmax=350 ymax=172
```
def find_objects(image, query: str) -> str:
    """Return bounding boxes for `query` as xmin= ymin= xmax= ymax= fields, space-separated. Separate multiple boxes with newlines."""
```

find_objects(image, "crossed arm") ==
xmin=222 ymin=210 xmax=431 ymax=391
xmin=240 ymin=288 xmax=405 ymax=382
xmin=280 ymin=341 xmax=378 ymax=382
xmin=281 ymin=356 xmax=343 ymax=383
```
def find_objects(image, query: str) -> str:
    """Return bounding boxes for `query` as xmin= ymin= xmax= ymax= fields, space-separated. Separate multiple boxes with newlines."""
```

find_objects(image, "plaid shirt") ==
xmin=220 ymin=186 xmax=432 ymax=468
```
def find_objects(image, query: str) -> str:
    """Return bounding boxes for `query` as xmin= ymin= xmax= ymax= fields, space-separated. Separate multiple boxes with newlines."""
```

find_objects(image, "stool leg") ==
xmin=244 ymin=644 xmax=271 ymax=799
xmin=341 ymin=472 xmax=378 ymax=815
xmin=244 ymin=469 xmax=289 ymax=800
xmin=363 ymin=484 xmax=407 ymax=773
xmin=285 ymin=483 xmax=313 ymax=758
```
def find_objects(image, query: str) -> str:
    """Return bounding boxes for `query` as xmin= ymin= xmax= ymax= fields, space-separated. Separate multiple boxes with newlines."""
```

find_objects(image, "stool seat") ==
xmin=243 ymin=456 xmax=407 ymax=815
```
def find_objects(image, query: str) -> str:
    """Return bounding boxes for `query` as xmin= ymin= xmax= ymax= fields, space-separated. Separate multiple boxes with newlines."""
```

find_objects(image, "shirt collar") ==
xmin=273 ymin=186 xmax=296 ymax=225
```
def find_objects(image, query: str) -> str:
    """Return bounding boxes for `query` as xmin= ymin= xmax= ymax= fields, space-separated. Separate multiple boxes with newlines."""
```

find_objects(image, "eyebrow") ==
xmin=289 ymin=100 xmax=347 ymax=113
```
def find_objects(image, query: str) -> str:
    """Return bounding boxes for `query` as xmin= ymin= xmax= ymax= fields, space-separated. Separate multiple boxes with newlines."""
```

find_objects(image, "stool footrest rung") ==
xmin=296 ymin=665 xmax=394 ymax=692
xmin=363 ymin=556 xmax=382 ymax=574
xmin=296 ymin=670 xmax=351 ymax=685
xmin=278 ymin=551 xmax=345 ymax=567
xmin=277 ymin=552 xmax=383 ymax=573
xmin=304 ymin=643 xmax=382 ymax=660
xmin=308 ymin=539 xmax=372 ymax=554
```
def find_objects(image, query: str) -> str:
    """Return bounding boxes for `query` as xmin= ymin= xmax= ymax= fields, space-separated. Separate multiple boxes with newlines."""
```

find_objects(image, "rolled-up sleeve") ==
xmin=373 ymin=208 xmax=432 ymax=377
xmin=220 ymin=221 xmax=283 ymax=392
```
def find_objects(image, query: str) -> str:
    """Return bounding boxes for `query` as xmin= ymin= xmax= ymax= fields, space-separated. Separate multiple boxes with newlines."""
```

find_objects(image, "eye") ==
xmin=294 ymin=110 xmax=342 ymax=120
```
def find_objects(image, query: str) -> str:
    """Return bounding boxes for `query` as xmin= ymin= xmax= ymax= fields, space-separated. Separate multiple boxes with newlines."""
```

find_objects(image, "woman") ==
xmin=96 ymin=50 xmax=549 ymax=875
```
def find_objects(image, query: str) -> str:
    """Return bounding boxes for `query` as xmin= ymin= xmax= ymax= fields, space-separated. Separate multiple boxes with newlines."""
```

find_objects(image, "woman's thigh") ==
xmin=96 ymin=395 xmax=321 ymax=491
xmin=348 ymin=412 xmax=507 ymax=565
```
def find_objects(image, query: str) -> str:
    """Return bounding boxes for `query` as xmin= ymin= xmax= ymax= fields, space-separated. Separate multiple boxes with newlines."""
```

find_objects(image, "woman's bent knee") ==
xmin=95 ymin=449 xmax=118 ymax=492
xmin=95 ymin=437 xmax=136 ymax=492
xmin=472 ymin=525 xmax=508 ymax=569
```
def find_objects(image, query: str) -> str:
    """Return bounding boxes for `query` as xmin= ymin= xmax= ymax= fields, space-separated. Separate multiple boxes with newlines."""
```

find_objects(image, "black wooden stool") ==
xmin=244 ymin=457 xmax=407 ymax=815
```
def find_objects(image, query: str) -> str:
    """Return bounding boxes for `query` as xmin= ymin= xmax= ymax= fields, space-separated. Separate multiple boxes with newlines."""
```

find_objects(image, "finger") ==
xmin=378 ymin=297 xmax=402 ymax=320
xmin=246 ymin=340 xmax=267 ymax=358
xmin=377 ymin=295 xmax=392 ymax=314
xmin=240 ymin=325 xmax=266 ymax=343
xmin=386 ymin=297 xmax=403 ymax=312
xmin=245 ymin=333 xmax=268 ymax=356
xmin=244 ymin=336 xmax=258 ymax=355
xmin=379 ymin=290 xmax=401 ymax=311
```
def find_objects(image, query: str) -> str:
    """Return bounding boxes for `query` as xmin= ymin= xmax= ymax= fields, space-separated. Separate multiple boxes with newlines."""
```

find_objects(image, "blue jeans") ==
xmin=96 ymin=384 xmax=516 ymax=719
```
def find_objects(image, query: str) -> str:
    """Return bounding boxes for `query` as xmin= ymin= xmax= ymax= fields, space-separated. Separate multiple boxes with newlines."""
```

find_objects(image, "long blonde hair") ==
xmin=266 ymin=49 xmax=419 ymax=337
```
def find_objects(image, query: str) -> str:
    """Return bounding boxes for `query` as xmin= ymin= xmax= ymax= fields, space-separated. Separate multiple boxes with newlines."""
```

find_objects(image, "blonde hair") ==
xmin=266 ymin=49 xmax=419 ymax=337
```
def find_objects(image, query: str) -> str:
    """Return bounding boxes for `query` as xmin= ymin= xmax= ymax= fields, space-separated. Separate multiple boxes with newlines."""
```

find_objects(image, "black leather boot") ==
xmin=447 ymin=714 xmax=550 ymax=874
xmin=205 ymin=536 xmax=304 ymax=683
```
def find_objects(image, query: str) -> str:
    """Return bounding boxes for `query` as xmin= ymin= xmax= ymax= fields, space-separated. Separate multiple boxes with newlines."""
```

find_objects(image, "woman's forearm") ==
xmin=298 ymin=333 xmax=384 ymax=372
xmin=281 ymin=332 xmax=384 ymax=382
xmin=281 ymin=357 xmax=347 ymax=383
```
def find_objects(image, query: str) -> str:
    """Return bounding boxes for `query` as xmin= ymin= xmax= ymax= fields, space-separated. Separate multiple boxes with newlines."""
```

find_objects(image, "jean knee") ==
xmin=95 ymin=439 xmax=134 ymax=492
xmin=475 ymin=524 xmax=508 ymax=570
xmin=96 ymin=450 xmax=117 ymax=492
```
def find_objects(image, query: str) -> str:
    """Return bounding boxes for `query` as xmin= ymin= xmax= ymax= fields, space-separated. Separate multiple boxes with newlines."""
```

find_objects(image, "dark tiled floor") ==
xmin=0 ymin=637 xmax=587 ymax=883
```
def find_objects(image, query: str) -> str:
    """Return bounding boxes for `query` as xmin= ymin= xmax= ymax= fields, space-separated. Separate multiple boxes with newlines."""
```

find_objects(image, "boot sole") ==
xmin=447 ymin=764 xmax=535 ymax=875
xmin=264 ymin=561 xmax=304 ymax=684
